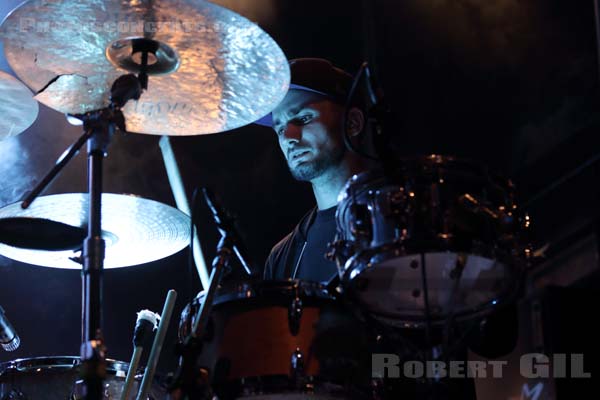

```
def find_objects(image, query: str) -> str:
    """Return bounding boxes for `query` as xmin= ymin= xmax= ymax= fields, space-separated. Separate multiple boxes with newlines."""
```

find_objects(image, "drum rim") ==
xmin=180 ymin=279 xmax=336 ymax=340
xmin=0 ymin=355 xmax=129 ymax=375
xmin=193 ymin=279 xmax=333 ymax=305
xmin=342 ymin=154 xmax=512 ymax=184
xmin=211 ymin=373 xmax=368 ymax=399
xmin=338 ymin=155 xmax=515 ymax=210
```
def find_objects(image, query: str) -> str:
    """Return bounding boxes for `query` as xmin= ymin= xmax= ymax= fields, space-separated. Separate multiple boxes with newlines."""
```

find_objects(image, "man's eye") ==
xmin=297 ymin=115 xmax=312 ymax=124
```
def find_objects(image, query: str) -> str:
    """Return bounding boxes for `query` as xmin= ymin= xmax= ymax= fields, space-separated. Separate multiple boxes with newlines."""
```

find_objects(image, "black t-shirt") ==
xmin=293 ymin=206 xmax=338 ymax=283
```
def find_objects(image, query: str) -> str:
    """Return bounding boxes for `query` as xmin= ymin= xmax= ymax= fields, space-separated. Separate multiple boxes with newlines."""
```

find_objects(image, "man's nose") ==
xmin=282 ymin=123 xmax=301 ymax=144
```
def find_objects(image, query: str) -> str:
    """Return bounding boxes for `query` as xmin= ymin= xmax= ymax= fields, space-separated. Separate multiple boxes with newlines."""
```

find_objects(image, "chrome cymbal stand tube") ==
xmin=20 ymin=71 xmax=146 ymax=400
xmin=78 ymin=74 xmax=144 ymax=400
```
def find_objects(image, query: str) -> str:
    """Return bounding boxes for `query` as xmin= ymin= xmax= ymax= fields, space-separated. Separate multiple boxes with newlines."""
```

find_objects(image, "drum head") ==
xmin=343 ymin=247 xmax=520 ymax=327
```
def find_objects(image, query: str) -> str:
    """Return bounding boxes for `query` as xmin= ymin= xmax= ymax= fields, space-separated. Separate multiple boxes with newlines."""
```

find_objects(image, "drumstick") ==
xmin=135 ymin=290 xmax=177 ymax=400
xmin=159 ymin=136 xmax=210 ymax=289
xmin=120 ymin=310 xmax=160 ymax=400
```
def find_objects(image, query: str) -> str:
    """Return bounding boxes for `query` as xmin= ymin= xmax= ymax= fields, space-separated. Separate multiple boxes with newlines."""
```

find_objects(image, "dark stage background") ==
xmin=1 ymin=0 xmax=598 ymax=386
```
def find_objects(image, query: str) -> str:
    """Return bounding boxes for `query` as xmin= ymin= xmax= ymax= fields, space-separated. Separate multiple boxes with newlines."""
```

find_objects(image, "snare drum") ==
xmin=332 ymin=155 xmax=526 ymax=327
xmin=179 ymin=280 xmax=372 ymax=399
xmin=0 ymin=356 xmax=166 ymax=399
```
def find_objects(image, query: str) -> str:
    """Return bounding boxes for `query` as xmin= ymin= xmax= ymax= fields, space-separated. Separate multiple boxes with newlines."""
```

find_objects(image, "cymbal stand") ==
xmin=20 ymin=73 xmax=144 ymax=400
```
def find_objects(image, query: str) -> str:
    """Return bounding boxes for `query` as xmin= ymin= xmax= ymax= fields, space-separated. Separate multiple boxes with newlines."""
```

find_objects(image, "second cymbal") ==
xmin=0 ymin=193 xmax=190 ymax=269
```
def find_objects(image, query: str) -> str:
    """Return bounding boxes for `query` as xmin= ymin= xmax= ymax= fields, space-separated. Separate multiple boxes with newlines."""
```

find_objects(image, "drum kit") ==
xmin=0 ymin=1 xmax=531 ymax=399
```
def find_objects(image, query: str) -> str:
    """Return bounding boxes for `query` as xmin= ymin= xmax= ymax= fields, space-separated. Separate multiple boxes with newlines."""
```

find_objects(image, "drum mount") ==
xmin=170 ymin=188 xmax=252 ymax=398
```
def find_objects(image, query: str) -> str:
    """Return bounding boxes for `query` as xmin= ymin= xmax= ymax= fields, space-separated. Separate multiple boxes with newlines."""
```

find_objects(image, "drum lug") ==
xmin=326 ymin=239 xmax=354 ymax=272
xmin=349 ymin=203 xmax=372 ymax=243
xmin=371 ymin=378 xmax=386 ymax=400
xmin=288 ymin=296 xmax=303 ymax=336
xmin=3 ymin=389 xmax=26 ymax=400
xmin=290 ymin=347 xmax=305 ymax=383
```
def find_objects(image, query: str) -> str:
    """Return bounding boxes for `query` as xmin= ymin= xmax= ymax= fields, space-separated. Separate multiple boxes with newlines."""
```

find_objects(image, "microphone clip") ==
xmin=200 ymin=187 xmax=254 ymax=276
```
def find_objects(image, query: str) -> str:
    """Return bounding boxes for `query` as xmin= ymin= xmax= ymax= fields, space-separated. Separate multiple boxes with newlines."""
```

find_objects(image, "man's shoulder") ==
xmin=264 ymin=229 xmax=296 ymax=280
xmin=270 ymin=229 xmax=295 ymax=256
xmin=273 ymin=206 xmax=317 ymax=250
xmin=264 ymin=207 xmax=317 ymax=279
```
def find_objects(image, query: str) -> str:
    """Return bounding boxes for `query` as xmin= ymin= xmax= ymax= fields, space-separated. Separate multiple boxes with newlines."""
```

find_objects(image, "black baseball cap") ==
xmin=254 ymin=58 xmax=357 ymax=127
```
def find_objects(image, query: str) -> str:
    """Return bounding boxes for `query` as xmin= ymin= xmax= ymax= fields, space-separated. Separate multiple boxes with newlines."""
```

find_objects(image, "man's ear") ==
xmin=346 ymin=107 xmax=365 ymax=137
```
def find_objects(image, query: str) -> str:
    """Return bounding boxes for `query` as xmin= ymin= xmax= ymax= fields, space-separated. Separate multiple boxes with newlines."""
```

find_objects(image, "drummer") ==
xmin=254 ymin=59 xmax=514 ymax=400
xmin=256 ymin=58 xmax=376 ymax=283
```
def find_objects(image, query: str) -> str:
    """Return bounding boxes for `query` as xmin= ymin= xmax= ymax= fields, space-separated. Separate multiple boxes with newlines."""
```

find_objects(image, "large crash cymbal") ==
xmin=0 ymin=70 xmax=38 ymax=140
xmin=0 ymin=193 xmax=190 ymax=269
xmin=0 ymin=0 xmax=289 ymax=135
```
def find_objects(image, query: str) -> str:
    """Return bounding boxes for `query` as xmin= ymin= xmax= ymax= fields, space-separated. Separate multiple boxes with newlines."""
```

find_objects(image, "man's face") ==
xmin=271 ymin=90 xmax=346 ymax=181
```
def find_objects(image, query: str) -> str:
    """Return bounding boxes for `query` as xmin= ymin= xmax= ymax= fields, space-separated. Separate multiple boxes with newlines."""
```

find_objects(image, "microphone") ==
xmin=119 ymin=310 xmax=160 ymax=400
xmin=202 ymin=188 xmax=253 ymax=276
xmin=361 ymin=62 xmax=398 ymax=176
xmin=0 ymin=305 xmax=20 ymax=352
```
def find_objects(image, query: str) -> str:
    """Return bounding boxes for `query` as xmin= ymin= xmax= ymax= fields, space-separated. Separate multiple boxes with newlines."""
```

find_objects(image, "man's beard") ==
xmin=288 ymin=145 xmax=345 ymax=181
